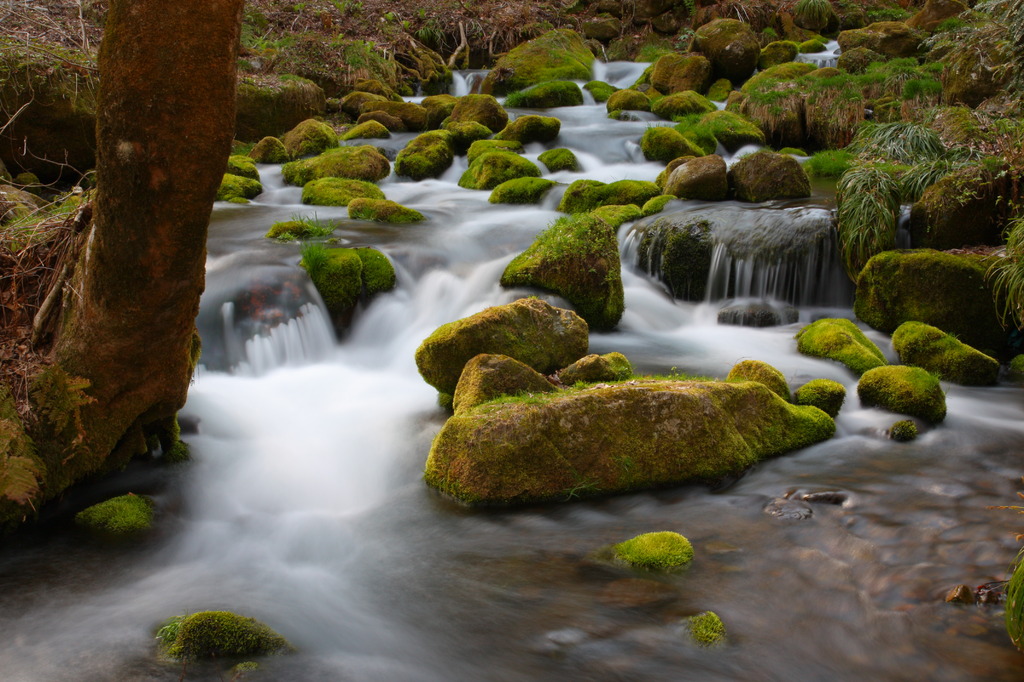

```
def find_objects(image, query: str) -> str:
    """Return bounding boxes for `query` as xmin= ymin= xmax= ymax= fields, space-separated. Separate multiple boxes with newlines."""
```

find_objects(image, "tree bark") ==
xmin=48 ymin=0 xmax=243 ymax=487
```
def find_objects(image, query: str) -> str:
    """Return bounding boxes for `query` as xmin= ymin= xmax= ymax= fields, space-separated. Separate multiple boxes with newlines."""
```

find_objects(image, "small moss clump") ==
xmin=614 ymin=531 xmax=694 ymax=569
xmin=557 ymin=352 xmax=633 ymax=385
xmin=226 ymin=155 xmax=260 ymax=181
xmin=726 ymin=359 xmax=790 ymax=400
xmin=707 ymin=78 xmax=732 ymax=101
xmin=75 ymin=494 xmax=154 ymax=536
xmin=282 ymin=145 xmax=391 ymax=185
xmin=441 ymin=120 xmax=493 ymax=154
xmin=687 ymin=611 xmax=726 ymax=646
xmin=300 ymin=177 xmax=385 ymax=206
xmin=265 ymin=217 xmax=334 ymax=239
xmin=160 ymin=611 xmax=290 ymax=661
xmin=584 ymin=80 xmax=618 ymax=103
xmin=889 ymin=419 xmax=918 ymax=442
xmin=489 ymin=177 xmax=556 ymax=205
xmin=248 ymin=136 xmax=288 ymax=163
xmin=793 ymin=379 xmax=846 ymax=418
xmin=354 ymin=247 xmax=397 ymax=295
xmin=466 ymin=139 xmax=524 ymax=165
xmin=857 ymin=365 xmax=946 ymax=424
xmin=394 ymin=130 xmax=455 ymax=180
xmin=795 ymin=318 xmax=887 ymax=375
xmin=606 ymin=88 xmax=651 ymax=113
xmin=216 ymin=174 xmax=262 ymax=203
xmin=590 ymin=204 xmax=642 ymax=228
xmin=538 ymin=148 xmax=579 ymax=173
xmin=642 ymin=195 xmax=675 ymax=216
xmin=348 ymin=198 xmax=425 ymax=223
xmin=282 ymin=118 xmax=338 ymax=158
xmin=558 ymin=178 xmax=661 ymax=214
xmin=804 ymin=150 xmax=854 ymax=178
xmin=1010 ymin=355 xmax=1024 ymax=379
xmin=651 ymin=91 xmax=716 ymax=121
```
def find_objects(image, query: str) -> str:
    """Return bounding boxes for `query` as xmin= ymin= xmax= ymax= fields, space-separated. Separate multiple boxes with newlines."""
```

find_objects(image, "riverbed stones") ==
xmin=728 ymin=150 xmax=810 ymax=202
xmin=248 ymin=136 xmax=288 ymax=164
xmin=341 ymin=120 xmax=390 ymax=141
xmin=857 ymin=365 xmax=947 ymax=424
xmin=452 ymin=354 xmax=557 ymax=415
xmin=424 ymin=379 xmax=835 ymax=505
xmin=348 ymin=198 xmax=425 ymax=223
xmin=606 ymin=88 xmax=651 ymax=113
xmin=651 ymin=91 xmax=716 ymax=120
xmin=282 ymin=145 xmax=391 ymax=185
xmin=641 ymin=127 xmax=705 ymax=163
xmin=301 ymin=177 xmax=384 ymax=206
xmin=489 ymin=177 xmax=556 ymax=205
xmin=415 ymin=298 xmax=589 ymax=397
xmin=558 ymin=179 xmax=662 ymax=214
xmin=891 ymin=321 xmax=999 ymax=386
xmin=795 ymin=318 xmax=887 ymax=375
xmin=395 ymin=131 xmax=455 ymax=180
xmin=359 ymin=100 xmax=428 ymax=132
xmin=538 ymin=148 xmax=579 ymax=172
xmin=216 ymin=174 xmax=263 ymax=203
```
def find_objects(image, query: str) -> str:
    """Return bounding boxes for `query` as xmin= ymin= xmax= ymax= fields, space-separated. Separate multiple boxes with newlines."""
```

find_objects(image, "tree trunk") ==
xmin=46 ymin=0 xmax=243 ymax=489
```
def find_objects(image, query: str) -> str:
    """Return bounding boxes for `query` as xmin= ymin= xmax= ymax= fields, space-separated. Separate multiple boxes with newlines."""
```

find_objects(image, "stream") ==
xmin=1 ymin=63 xmax=1024 ymax=681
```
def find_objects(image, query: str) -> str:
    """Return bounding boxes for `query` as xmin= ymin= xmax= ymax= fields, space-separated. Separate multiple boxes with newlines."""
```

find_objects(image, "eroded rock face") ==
xmin=425 ymin=379 xmax=835 ymax=505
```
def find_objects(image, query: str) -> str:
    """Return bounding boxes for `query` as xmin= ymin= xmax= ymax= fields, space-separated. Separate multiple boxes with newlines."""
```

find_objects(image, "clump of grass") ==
xmin=889 ymin=419 xmax=918 ymax=442
xmin=988 ymin=213 xmax=1024 ymax=330
xmin=793 ymin=0 xmax=835 ymax=31
xmin=836 ymin=163 xmax=901 ymax=278
xmin=804 ymin=150 xmax=854 ymax=178
xmin=846 ymin=121 xmax=947 ymax=164
xmin=299 ymin=241 xmax=331 ymax=278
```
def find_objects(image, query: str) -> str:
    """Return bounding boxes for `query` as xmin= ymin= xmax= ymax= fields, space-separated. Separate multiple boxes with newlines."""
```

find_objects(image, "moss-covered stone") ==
xmin=216 ymin=174 xmax=262 ymax=203
xmin=664 ymin=155 xmax=728 ymax=201
xmin=424 ymin=379 xmax=836 ymax=505
xmin=358 ymin=100 xmax=428 ymax=132
xmin=226 ymin=155 xmax=260 ymax=181
xmin=837 ymin=47 xmax=886 ymax=74
xmin=421 ymin=94 xmax=459 ymax=129
xmin=891 ymin=321 xmax=999 ymax=386
xmin=796 ymin=318 xmax=887 ymax=375
xmin=793 ymin=379 xmax=846 ymax=418
xmin=441 ymin=120 xmax=494 ymax=154
xmin=635 ymin=217 xmax=713 ymax=301
xmin=489 ymin=177 xmax=557 ymax=205
xmin=340 ymin=120 xmax=390 ymax=141
xmin=651 ymin=91 xmax=717 ymax=120
xmin=394 ymin=131 xmax=454 ymax=181
xmin=356 ymin=109 xmax=405 ymax=132
xmin=692 ymin=18 xmax=761 ymax=83
xmin=614 ymin=531 xmax=694 ymax=569
xmin=449 ymin=94 xmax=510 ymax=133
xmin=281 ymin=118 xmax=338 ymax=159
xmin=354 ymin=247 xmax=396 ymax=295
xmin=697 ymin=110 xmax=765 ymax=151
xmin=606 ymin=89 xmax=651 ymax=113
xmin=348 ymin=198 xmax=425 ymax=223
xmin=557 ymin=352 xmax=633 ymax=385
xmin=302 ymin=247 xmax=362 ymax=315
xmin=75 ymin=493 xmax=154 ymax=536
xmin=505 ymin=81 xmax=585 ymax=108
xmin=466 ymin=139 xmax=524 ymax=165
xmin=161 ymin=611 xmax=290 ymax=661
xmin=235 ymin=75 xmax=326 ymax=142
xmin=414 ymin=297 xmax=589 ymax=397
xmin=908 ymin=162 xmax=1009 ymax=250
xmin=265 ymin=219 xmax=332 ymax=239
xmin=907 ymin=0 xmax=969 ymax=31
xmin=339 ymin=90 xmax=388 ymax=118
xmin=727 ymin=359 xmax=790 ymax=400
xmin=854 ymin=249 xmax=1004 ymax=355
xmin=642 ymin=194 xmax=675 ymax=216
xmin=452 ymin=353 xmax=557 ymax=415
xmin=889 ymin=419 xmax=918 ymax=441
xmin=729 ymin=150 xmax=810 ymax=202
xmin=459 ymin=151 xmax=542 ymax=191
xmin=641 ymin=127 xmax=706 ymax=163
xmin=501 ymin=213 xmax=624 ymax=331
xmin=558 ymin=178 xmax=662 ymax=214
xmin=247 ymin=136 xmax=288 ymax=163
xmin=688 ymin=611 xmax=726 ymax=646
xmin=590 ymin=204 xmax=643 ymax=228
xmin=857 ymin=365 xmax=946 ymax=423
xmin=837 ymin=21 xmax=925 ymax=59
xmin=759 ymin=41 xmax=800 ymax=70
xmin=941 ymin=47 xmax=1007 ymax=108
xmin=281 ymin=145 xmax=391 ymax=185
xmin=494 ymin=115 xmax=561 ymax=144
xmin=538 ymin=148 xmax=579 ymax=173
xmin=707 ymin=78 xmax=732 ymax=102
xmin=800 ymin=38 xmax=828 ymax=53
xmin=584 ymin=80 xmax=618 ymax=103
xmin=649 ymin=53 xmax=713 ymax=95
xmin=301 ymin=177 xmax=385 ymax=206
xmin=480 ymin=29 xmax=595 ymax=95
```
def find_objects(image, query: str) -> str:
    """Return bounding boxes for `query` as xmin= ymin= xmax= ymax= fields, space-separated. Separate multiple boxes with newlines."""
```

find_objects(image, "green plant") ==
xmin=846 ymin=122 xmax=947 ymax=165
xmin=299 ymin=242 xmax=330 ymax=278
xmin=687 ymin=611 xmax=726 ymax=646
xmin=794 ymin=0 xmax=835 ymax=30
xmin=156 ymin=615 xmax=186 ymax=647
xmin=988 ymin=213 xmax=1024 ymax=329
xmin=804 ymin=150 xmax=854 ymax=178
xmin=836 ymin=163 xmax=902 ymax=278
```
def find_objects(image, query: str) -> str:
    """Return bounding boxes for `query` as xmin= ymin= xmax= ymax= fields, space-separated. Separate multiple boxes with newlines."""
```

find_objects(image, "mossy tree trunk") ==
xmin=47 ymin=0 xmax=243 ymax=488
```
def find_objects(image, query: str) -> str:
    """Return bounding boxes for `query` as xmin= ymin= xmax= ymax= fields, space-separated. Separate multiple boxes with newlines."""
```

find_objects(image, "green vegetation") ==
xmin=793 ymin=379 xmax=846 ymax=418
xmin=804 ymin=150 xmax=854 ymax=178
xmin=248 ymin=136 xmax=288 ymax=163
xmin=265 ymin=214 xmax=335 ymax=240
xmin=340 ymin=120 xmax=390 ymax=140
xmin=1008 ymin=549 xmax=1024 ymax=652
xmin=557 ymin=179 xmax=661 ymax=214
xmin=726 ymin=359 xmax=790 ymax=401
xmin=458 ymin=151 xmax=542 ymax=191
xmin=504 ymin=81 xmax=584 ymax=108
xmin=394 ymin=131 xmax=455 ymax=181
xmin=226 ymin=155 xmax=260 ymax=181
xmin=282 ymin=145 xmax=390 ymax=185
xmin=216 ymin=174 xmax=263 ymax=203
xmin=158 ymin=611 xmax=290 ymax=661
xmin=795 ymin=318 xmax=887 ymax=375
xmin=557 ymin=352 xmax=633 ymax=385
xmin=988 ymin=215 xmax=1024 ymax=331
xmin=835 ymin=164 xmax=901 ymax=278
xmin=614 ymin=531 xmax=694 ymax=569
xmin=281 ymin=118 xmax=338 ymax=158
xmin=687 ymin=611 xmax=726 ymax=646
xmin=494 ymin=115 xmax=561 ymax=144
xmin=75 ymin=494 xmax=154 ymax=536
xmin=640 ymin=127 xmax=705 ymax=162
xmin=794 ymin=0 xmax=836 ymax=32
xmin=889 ymin=419 xmax=918 ymax=442
xmin=537 ymin=148 xmax=579 ymax=172
xmin=857 ymin=365 xmax=946 ymax=424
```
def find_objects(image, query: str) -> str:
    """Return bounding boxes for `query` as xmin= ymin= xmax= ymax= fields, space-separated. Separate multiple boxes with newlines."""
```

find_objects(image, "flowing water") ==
xmin=2 ymin=65 xmax=1024 ymax=681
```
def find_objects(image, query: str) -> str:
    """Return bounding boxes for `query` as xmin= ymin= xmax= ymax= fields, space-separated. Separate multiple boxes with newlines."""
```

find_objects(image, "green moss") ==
xmin=742 ymin=62 xmax=818 ymax=93
xmin=466 ymin=139 xmax=524 ymax=165
xmin=458 ymin=151 xmax=541 ymax=191
xmin=226 ymin=155 xmax=260 ymax=181
xmin=449 ymin=94 xmax=509 ymax=133
xmin=504 ymin=81 xmax=584 ymax=108
xmin=800 ymin=38 xmax=828 ymax=53
xmin=248 ymin=136 xmax=288 ymax=163
xmin=688 ymin=611 xmax=726 ymax=646
xmin=695 ymin=110 xmax=765 ymax=151
xmin=891 ymin=321 xmax=998 ymax=386
xmin=606 ymin=89 xmax=651 ymax=113
xmin=1008 ymin=551 xmax=1024 ymax=651
xmin=395 ymin=131 xmax=454 ymax=181
xmin=452 ymin=353 xmax=557 ymax=415
xmin=162 ymin=611 xmax=290 ymax=661
xmin=642 ymin=195 xmax=675 ymax=216
xmin=340 ymin=120 xmax=390 ymax=141
xmin=501 ymin=214 xmax=624 ymax=331
xmin=804 ymin=150 xmax=854 ymax=178
xmin=727 ymin=360 xmax=790 ymax=400
xmin=494 ymin=115 xmax=561 ymax=144
xmin=1011 ymin=355 xmax=1024 ymax=378
xmin=889 ymin=419 xmax=918 ymax=442
xmin=558 ymin=352 xmax=633 ymax=385
xmin=760 ymin=41 xmax=800 ymax=70
xmin=75 ymin=493 xmax=154 ymax=536
xmin=692 ymin=18 xmax=761 ymax=83
xmin=614 ymin=531 xmax=694 ymax=569
xmin=648 ymin=53 xmax=713 ymax=95
xmin=590 ymin=204 xmax=642 ymax=228
xmin=441 ymin=120 xmax=493 ymax=154
xmin=281 ymin=145 xmax=391 ymax=185
xmin=301 ymin=177 xmax=385 ymax=206
xmin=857 ymin=365 xmax=946 ymax=423
xmin=641 ymin=127 xmax=706 ymax=163
xmin=779 ymin=147 xmax=807 ymax=155
xmin=795 ymin=318 xmax=887 ymax=375
xmin=358 ymin=101 xmax=428 ymax=132
xmin=651 ymin=91 xmax=717 ymax=120
xmin=584 ymin=80 xmax=618 ymax=103
xmin=216 ymin=174 xmax=262 ymax=203
xmin=480 ymin=29 xmax=595 ymax=95
xmin=636 ymin=218 xmax=713 ymax=301
xmin=353 ymin=247 xmax=396 ymax=295
xmin=537 ymin=148 xmax=579 ymax=173
xmin=301 ymin=246 xmax=362 ymax=314
xmin=265 ymin=216 xmax=334 ymax=240
xmin=489 ymin=177 xmax=557 ymax=205
xmin=557 ymin=179 xmax=661 ymax=214
xmin=728 ymin=150 xmax=810 ymax=202
xmin=281 ymin=118 xmax=338 ymax=159
xmin=707 ymin=78 xmax=732 ymax=102
xmin=673 ymin=117 xmax=719 ymax=156
xmin=793 ymin=379 xmax=846 ymax=418
xmin=348 ymin=198 xmax=425 ymax=223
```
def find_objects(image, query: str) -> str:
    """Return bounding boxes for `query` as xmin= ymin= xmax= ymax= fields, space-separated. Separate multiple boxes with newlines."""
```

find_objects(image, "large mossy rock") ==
xmin=281 ymin=118 xmax=338 ymax=159
xmin=726 ymin=359 xmax=790 ymax=400
xmin=853 ymin=249 xmax=1004 ymax=355
xmin=424 ymin=379 xmax=835 ymax=505
xmin=795 ymin=318 xmax=887 ymax=375
xmin=480 ymin=29 xmax=594 ymax=95
xmin=449 ymin=94 xmax=509 ymax=133
xmin=340 ymin=120 xmax=390 ymax=141
xmin=506 ymin=80 xmax=584 ymax=108
xmin=697 ymin=110 xmax=765 ymax=151
xmin=495 ymin=115 xmax=561 ymax=144
xmin=942 ymin=48 xmax=1007 ymax=108
xmin=395 ymin=131 xmax=454 ymax=181
xmin=691 ymin=19 xmax=761 ymax=84
xmin=301 ymin=177 xmax=384 ymax=206
xmin=414 ymin=298 xmax=590 ymax=397
xmin=458 ymin=151 xmax=541 ymax=191
xmin=793 ymin=379 xmax=846 ymax=418
xmin=651 ymin=91 xmax=716 ymax=120
xmin=501 ymin=214 xmax=625 ymax=331
xmin=837 ymin=22 xmax=925 ymax=59
xmin=162 ymin=611 xmax=291 ymax=661
xmin=489 ymin=177 xmax=557 ymax=205
xmin=301 ymin=247 xmax=394 ymax=321
xmin=635 ymin=215 xmax=713 ymax=301
xmin=909 ymin=162 xmax=1009 ymax=250
xmin=606 ymin=88 xmax=651 ymax=113
xmin=641 ymin=127 xmax=706 ymax=163
xmin=359 ymin=101 xmax=429 ymax=132
xmin=759 ymin=41 xmax=800 ymax=70
xmin=466 ymin=139 xmax=523 ymax=165
xmin=664 ymin=155 xmax=728 ymax=201
xmin=452 ymin=353 xmax=557 ymax=415
xmin=728 ymin=150 xmax=810 ymax=202
xmin=248 ymin=136 xmax=289 ymax=163
xmin=892 ymin=321 xmax=999 ymax=386
xmin=558 ymin=179 xmax=662 ymax=214
xmin=857 ymin=365 xmax=946 ymax=424
xmin=216 ymin=174 xmax=263 ymax=203
xmin=649 ymin=53 xmax=713 ymax=95
xmin=282 ymin=145 xmax=390 ymax=185
xmin=538 ymin=148 xmax=579 ymax=173
xmin=235 ymin=76 xmax=326 ymax=142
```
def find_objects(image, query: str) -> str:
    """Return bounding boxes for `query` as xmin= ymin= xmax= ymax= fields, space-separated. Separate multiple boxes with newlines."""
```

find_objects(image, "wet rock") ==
xmin=395 ymin=130 xmax=455 ymax=181
xmin=692 ymin=19 xmax=761 ymax=84
xmin=892 ymin=321 xmax=999 ymax=386
xmin=449 ymin=94 xmax=509 ymax=132
xmin=945 ymin=584 xmax=974 ymax=604
xmin=909 ymin=161 xmax=1010 ymax=250
xmin=649 ymin=53 xmax=713 ymax=95
xmin=728 ymin=150 xmax=811 ymax=203
xmin=635 ymin=216 xmax=713 ymax=302
xmin=452 ymin=353 xmax=557 ymax=415
xmin=764 ymin=497 xmax=813 ymax=520
xmin=480 ymin=29 xmax=594 ymax=95
xmin=281 ymin=118 xmax=338 ymax=159
xmin=717 ymin=303 xmax=797 ymax=328
xmin=857 ymin=365 xmax=947 ymax=424
xmin=801 ymin=491 xmax=848 ymax=506
xmin=664 ymin=155 xmax=728 ymax=201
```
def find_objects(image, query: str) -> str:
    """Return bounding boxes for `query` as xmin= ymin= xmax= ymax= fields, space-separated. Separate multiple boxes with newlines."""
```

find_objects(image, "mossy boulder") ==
xmin=226 ymin=155 xmax=260 ymax=181
xmin=489 ymin=177 xmax=557 ymax=205
xmin=728 ymin=151 xmax=810 ymax=202
xmin=422 ymin=94 xmax=459 ymax=129
xmin=837 ymin=47 xmax=887 ymax=74
xmin=281 ymin=145 xmax=390 ymax=185
xmin=235 ymin=76 xmax=326 ymax=142
xmin=692 ymin=19 xmax=761 ymax=83
xmin=727 ymin=359 xmax=790 ymax=400
xmin=340 ymin=120 xmax=390 ymax=141
xmin=795 ymin=318 xmax=887 ymax=375
xmin=688 ymin=612 xmax=726 ymax=646
xmin=281 ymin=118 xmax=338 ymax=159
xmin=161 ymin=611 xmax=290 ymax=661
xmin=442 ymin=120 xmax=494 ymax=154
xmin=248 ymin=136 xmax=288 ymax=163
xmin=414 ymin=297 xmax=590 ymax=397
xmin=837 ymin=22 xmax=925 ymax=59
xmin=459 ymin=151 xmax=542 ymax=191
xmin=216 ymin=174 xmax=262 ymax=203
xmin=495 ymin=115 xmax=561 ymax=144
xmin=641 ymin=127 xmax=706 ymax=163
xmin=800 ymin=38 xmax=828 ymax=54
xmin=583 ymin=16 xmax=622 ymax=42
xmin=642 ymin=195 xmax=675 ymax=216
xmin=74 ymin=493 xmax=153 ymax=536
xmin=651 ymin=91 xmax=717 ymax=120
xmin=449 ymin=94 xmax=509 ymax=133
xmin=697 ymin=110 xmax=765 ymax=151
xmin=302 ymin=247 xmax=395 ymax=319
xmin=424 ymin=379 xmax=836 ymax=505
xmin=606 ymin=89 xmax=651 ymax=113
xmin=348 ymin=198 xmax=425 ymax=223
xmin=590 ymin=204 xmax=643 ymax=228
xmin=707 ymin=78 xmax=732 ymax=101
xmin=557 ymin=352 xmax=633 ymax=385
xmin=585 ymin=80 xmax=618 ymax=103
xmin=649 ymin=53 xmax=713 ymax=95
xmin=466 ymin=139 xmax=524 ymax=165
xmin=395 ymin=131 xmax=455 ymax=181
xmin=538 ymin=148 xmax=579 ymax=173
xmin=941 ymin=48 xmax=1007 ymax=108
xmin=301 ymin=177 xmax=385 ymax=206
xmin=759 ymin=41 xmax=800 ymax=70
xmin=480 ymin=29 xmax=595 ymax=95
xmin=909 ymin=162 xmax=1009 ymax=250
xmin=557 ymin=179 xmax=662 ymax=214
xmin=506 ymin=81 xmax=585 ymax=108
xmin=854 ymin=249 xmax=1004 ymax=355
xmin=501 ymin=213 xmax=625 ymax=331
xmin=359 ymin=101 xmax=428 ymax=132
xmin=339 ymin=90 xmax=388 ymax=119
xmin=664 ymin=155 xmax=728 ymax=201
xmin=857 ymin=365 xmax=946 ymax=423
xmin=452 ymin=353 xmax=557 ymax=415
xmin=892 ymin=321 xmax=999 ymax=386
xmin=635 ymin=216 xmax=713 ymax=301
xmin=356 ymin=110 xmax=405 ymax=131
xmin=793 ymin=379 xmax=846 ymax=418
xmin=614 ymin=531 xmax=693 ymax=569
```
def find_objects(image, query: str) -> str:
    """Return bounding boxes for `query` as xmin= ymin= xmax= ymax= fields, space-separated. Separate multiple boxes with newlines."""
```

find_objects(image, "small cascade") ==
xmin=795 ymin=40 xmax=841 ymax=69
xmin=592 ymin=60 xmax=651 ymax=89
xmin=451 ymin=70 xmax=489 ymax=96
